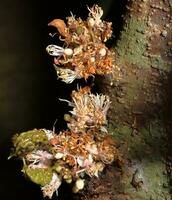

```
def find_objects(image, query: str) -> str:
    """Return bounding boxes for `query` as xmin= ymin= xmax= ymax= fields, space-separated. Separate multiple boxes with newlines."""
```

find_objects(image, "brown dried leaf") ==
xmin=48 ymin=19 xmax=67 ymax=37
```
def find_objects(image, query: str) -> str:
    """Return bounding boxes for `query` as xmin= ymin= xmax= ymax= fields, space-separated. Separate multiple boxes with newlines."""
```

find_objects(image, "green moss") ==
xmin=12 ymin=129 xmax=49 ymax=156
xmin=23 ymin=165 xmax=53 ymax=186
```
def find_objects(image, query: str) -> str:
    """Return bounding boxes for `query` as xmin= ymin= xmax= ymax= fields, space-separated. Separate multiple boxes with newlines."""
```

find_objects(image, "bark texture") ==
xmin=83 ymin=0 xmax=172 ymax=199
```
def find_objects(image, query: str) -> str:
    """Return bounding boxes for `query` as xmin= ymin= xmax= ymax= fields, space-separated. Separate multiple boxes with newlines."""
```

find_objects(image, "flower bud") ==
xmin=64 ymin=48 xmax=73 ymax=56
xmin=87 ymin=17 xmax=95 ymax=27
xmin=99 ymin=48 xmax=106 ymax=57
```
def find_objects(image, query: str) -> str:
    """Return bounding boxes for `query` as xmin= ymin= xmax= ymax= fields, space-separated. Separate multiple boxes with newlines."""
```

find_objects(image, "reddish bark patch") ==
xmin=80 ymin=164 xmax=129 ymax=200
xmin=147 ymin=0 xmax=172 ymax=62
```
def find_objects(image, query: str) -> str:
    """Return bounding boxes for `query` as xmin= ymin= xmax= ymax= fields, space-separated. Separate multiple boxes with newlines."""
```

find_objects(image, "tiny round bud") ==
xmin=72 ymin=186 xmax=79 ymax=193
xmin=99 ymin=48 xmax=106 ymax=57
xmin=96 ymin=162 xmax=105 ymax=172
xmin=63 ymin=174 xmax=71 ymax=180
xmin=88 ymin=17 xmax=95 ymax=27
xmin=55 ymin=152 xmax=64 ymax=159
xmin=54 ymin=165 xmax=62 ymax=173
xmin=65 ymin=178 xmax=72 ymax=184
xmin=75 ymin=178 xmax=85 ymax=190
xmin=64 ymin=48 xmax=73 ymax=56
xmin=90 ymin=57 xmax=95 ymax=62
xmin=64 ymin=114 xmax=71 ymax=122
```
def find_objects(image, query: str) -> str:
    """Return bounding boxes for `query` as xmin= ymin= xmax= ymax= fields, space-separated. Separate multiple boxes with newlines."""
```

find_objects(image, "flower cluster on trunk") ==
xmin=46 ymin=4 xmax=121 ymax=83
xmin=11 ymin=5 xmax=122 ymax=199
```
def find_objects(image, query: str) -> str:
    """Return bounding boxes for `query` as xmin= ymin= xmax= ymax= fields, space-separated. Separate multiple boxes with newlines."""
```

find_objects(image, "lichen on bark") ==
xmin=94 ymin=0 xmax=172 ymax=199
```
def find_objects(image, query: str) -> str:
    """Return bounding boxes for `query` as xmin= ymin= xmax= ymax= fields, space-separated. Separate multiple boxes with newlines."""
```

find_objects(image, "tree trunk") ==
xmin=83 ymin=0 xmax=172 ymax=199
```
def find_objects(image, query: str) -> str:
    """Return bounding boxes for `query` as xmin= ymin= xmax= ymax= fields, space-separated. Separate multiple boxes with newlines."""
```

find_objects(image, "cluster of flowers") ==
xmin=11 ymin=5 xmax=122 ymax=199
xmin=61 ymin=86 xmax=110 ymax=133
xmin=12 ymin=87 xmax=121 ymax=198
xmin=46 ymin=4 xmax=120 ymax=83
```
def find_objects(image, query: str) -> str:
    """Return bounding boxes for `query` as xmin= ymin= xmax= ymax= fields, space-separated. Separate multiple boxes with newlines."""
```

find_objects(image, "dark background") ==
xmin=0 ymin=0 xmax=126 ymax=199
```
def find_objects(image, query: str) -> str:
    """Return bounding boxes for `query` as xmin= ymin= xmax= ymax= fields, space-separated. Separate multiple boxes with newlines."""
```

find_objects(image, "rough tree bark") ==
xmin=81 ymin=0 xmax=172 ymax=200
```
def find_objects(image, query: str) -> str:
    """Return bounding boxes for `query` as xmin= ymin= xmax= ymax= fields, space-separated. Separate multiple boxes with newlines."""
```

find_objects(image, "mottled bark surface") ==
xmin=82 ymin=0 xmax=172 ymax=199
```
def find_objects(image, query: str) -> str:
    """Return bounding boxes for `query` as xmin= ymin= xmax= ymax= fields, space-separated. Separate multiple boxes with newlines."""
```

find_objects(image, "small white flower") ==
xmin=54 ymin=65 xmax=80 ymax=83
xmin=89 ymin=94 xmax=110 ymax=116
xmin=46 ymin=45 xmax=73 ymax=57
xmin=42 ymin=129 xmax=54 ymax=140
xmin=67 ymin=90 xmax=110 ymax=131
xmin=86 ymin=162 xmax=104 ymax=177
xmin=54 ymin=152 xmax=64 ymax=159
xmin=77 ymin=156 xmax=85 ymax=167
xmin=46 ymin=45 xmax=64 ymax=56
xmin=41 ymin=173 xmax=62 ymax=199
xmin=77 ymin=154 xmax=93 ymax=168
xmin=87 ymin=5 xmax=103 ymax=26
xmin=85 ymin=144 xmax=98 ymax=155
xmin=26 ymin=150 xmax=53 ymax=169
